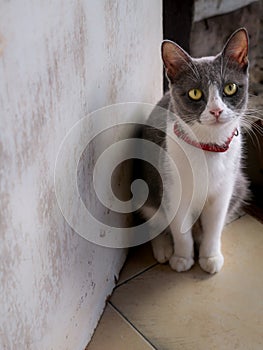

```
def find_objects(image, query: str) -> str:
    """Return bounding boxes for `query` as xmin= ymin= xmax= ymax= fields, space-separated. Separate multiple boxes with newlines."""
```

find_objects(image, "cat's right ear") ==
xmin=161 ymin=41 xmax=192 ymax=82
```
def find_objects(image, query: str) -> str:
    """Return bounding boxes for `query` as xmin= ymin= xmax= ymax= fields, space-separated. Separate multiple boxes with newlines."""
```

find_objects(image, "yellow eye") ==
xmin=224 ymin=83 xmax=237 ymax=96
xmin=188 ymin=88 xmax=202 ymax=101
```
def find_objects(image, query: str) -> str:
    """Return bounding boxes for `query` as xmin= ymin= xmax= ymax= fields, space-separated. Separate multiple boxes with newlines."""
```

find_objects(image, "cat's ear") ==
xmin=222 ymin=28 xmax=249 ymax=69
xmin=162 ymin=41 xmax=192 ymax=81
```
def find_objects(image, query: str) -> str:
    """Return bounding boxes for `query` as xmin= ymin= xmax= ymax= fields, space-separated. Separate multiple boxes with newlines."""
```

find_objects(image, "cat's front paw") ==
xmin=199 ymin=254 xmax=224 ymax=274
xmin=151 ymin=233 xmax=173 ymax=263
xmin=169 ymin=255 xmax=194 ymax=272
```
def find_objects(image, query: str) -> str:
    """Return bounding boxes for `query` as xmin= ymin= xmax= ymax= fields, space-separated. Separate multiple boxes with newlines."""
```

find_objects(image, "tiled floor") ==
xmin=87 ymin=215 xmax=263 ymax=350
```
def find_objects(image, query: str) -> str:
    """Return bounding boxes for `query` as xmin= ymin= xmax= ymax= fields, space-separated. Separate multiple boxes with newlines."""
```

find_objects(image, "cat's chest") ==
xmin=205 ymin=152 xmax=237 ymax=193
xmin=166 ymin=134 xmax=240 ymax=195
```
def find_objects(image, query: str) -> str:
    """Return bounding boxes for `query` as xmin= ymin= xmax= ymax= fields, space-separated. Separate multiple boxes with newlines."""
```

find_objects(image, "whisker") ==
xmin=243 ymin=127 xmax=261 ymax=150
xmin=241 ymin=112 xmax=263 ymax=150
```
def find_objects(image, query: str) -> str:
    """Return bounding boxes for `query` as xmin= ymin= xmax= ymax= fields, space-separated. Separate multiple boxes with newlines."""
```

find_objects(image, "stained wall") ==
xmin=0 ymin=1 xmax=162 ymax=349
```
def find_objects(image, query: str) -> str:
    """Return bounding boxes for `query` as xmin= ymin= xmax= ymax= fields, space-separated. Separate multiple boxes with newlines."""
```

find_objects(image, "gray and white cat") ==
xmin=140 ymin=28 xmax=249 ymax=274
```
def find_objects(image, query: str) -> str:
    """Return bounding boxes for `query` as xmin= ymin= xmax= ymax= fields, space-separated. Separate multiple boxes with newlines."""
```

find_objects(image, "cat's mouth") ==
xmin=198 ymin=117 xmax=233 ymax=126
xmin=198 ymin=111 xmax=237 ymax=126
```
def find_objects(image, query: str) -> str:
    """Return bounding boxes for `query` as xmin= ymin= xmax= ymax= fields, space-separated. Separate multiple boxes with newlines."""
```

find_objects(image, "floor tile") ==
xmin=117 ymin=242 xmax=157 ymax=286
xmin=111 ymin=215 xmax=263 ymax=350
xmin=87 ymin=304 xmax=154 ymax=350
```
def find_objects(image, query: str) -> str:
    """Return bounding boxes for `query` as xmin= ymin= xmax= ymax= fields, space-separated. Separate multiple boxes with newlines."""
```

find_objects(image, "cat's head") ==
xmin=162 ymin=28 xmax=249 ymax=139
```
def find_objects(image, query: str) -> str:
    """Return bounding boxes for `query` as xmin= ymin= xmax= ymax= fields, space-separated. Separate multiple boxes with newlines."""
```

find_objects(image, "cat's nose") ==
xmin=209 ymin=108 xmax=223 ymax=120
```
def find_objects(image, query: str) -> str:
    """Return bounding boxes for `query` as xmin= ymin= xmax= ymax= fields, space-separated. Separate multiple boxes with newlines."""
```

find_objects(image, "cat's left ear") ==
xmin=222 ymin=28 xmax=249 ymax=70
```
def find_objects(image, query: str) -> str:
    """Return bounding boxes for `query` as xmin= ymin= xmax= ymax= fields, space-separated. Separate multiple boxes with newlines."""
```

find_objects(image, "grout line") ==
xmin=116 ymin=262 xmax=159 ymax=288
xmin=108 ymin=302 xmax=159 ymax=350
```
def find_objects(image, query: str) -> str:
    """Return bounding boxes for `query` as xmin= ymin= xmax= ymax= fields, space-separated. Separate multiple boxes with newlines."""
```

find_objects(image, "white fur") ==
xmin=153 ymin=85 xmax=242 ymax=274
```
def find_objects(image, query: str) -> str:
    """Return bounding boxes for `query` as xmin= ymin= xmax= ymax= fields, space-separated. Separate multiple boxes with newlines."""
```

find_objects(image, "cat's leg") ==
xmin=199 ymin=188 xmax=232 ymax=274
xmin=169 ymin=213 xmax=195 ymax=272
xmin=142 ymin=206 xmax=173 ymax=263
xmin=151 ymin=228 xmax=173 ymax=263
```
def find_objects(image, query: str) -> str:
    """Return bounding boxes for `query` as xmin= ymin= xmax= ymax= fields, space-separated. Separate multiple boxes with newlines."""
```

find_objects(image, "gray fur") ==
xmin=139 ymin=29 xmax=250 ymax=235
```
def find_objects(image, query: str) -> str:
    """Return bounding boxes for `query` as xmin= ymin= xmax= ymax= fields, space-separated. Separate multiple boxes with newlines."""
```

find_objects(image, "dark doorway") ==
xmin=163 ymin=0 xmax=194 ymax=91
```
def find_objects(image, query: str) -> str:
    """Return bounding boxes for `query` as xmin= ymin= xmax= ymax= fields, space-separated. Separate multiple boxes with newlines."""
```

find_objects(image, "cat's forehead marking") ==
xmin=209 ymin=81 xmax=221 ymax=89
xmin=207 ymin=85 xmax=224 ymax=108
xmin=209 ymin=84 xmax=219 ymax=96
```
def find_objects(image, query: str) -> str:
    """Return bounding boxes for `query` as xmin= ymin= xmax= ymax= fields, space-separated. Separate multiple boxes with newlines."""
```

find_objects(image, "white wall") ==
xmin=0 ymin=1 xmax=162 ymax=349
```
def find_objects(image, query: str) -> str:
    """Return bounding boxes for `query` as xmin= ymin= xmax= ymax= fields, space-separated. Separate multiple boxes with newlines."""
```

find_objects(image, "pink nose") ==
xmin=210 ymin=108 xmax=223 ymax=120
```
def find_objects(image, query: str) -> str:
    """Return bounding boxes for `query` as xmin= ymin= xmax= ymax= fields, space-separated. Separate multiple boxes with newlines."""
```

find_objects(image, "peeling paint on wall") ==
xmin=0 ymin=1 xmax=162 ymax=349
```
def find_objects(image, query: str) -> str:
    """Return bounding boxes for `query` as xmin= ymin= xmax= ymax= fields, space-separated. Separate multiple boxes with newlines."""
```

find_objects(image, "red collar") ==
xmin=173 ymin=122 xmax=238 ymax=153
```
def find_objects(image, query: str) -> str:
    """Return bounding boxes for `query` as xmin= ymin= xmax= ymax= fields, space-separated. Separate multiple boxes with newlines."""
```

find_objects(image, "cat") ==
xmin=139 ymin=28 xmax=250 ymax=274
